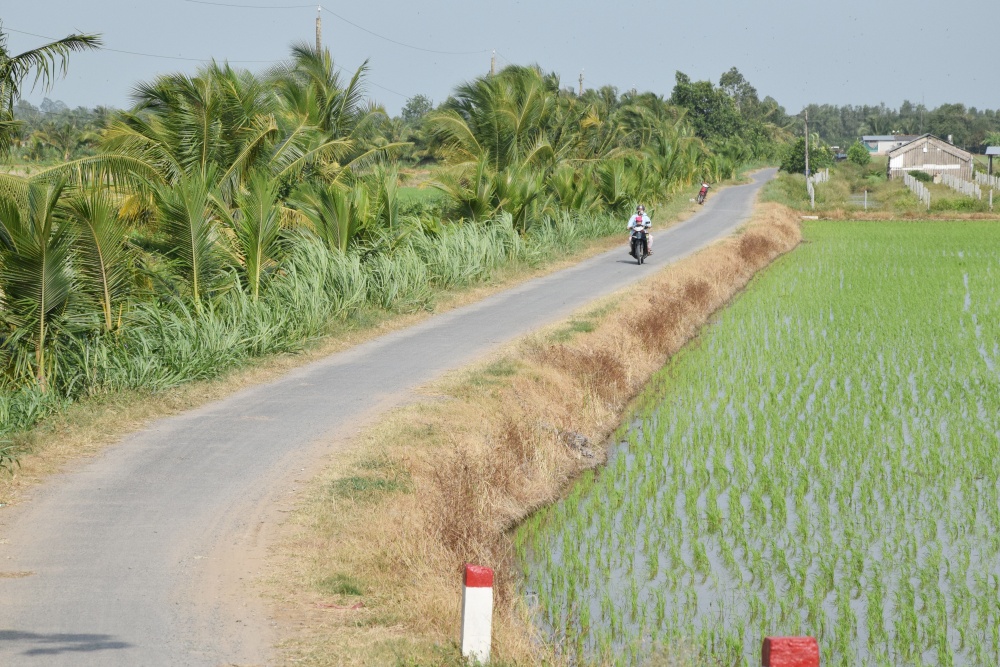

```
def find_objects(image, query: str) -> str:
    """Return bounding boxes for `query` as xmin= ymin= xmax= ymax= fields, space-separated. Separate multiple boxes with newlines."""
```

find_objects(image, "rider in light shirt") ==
xmin=627 ymin=204 xmax=652 ymax=254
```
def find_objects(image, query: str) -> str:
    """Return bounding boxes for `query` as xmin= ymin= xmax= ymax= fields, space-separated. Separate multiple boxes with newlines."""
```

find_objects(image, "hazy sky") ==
xmin=4 ymin=0 xmax=1000 ymax=117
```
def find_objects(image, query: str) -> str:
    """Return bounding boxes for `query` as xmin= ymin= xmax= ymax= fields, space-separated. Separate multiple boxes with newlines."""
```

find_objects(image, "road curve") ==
xmin=0 ymin=169 xmax=775 ymax=666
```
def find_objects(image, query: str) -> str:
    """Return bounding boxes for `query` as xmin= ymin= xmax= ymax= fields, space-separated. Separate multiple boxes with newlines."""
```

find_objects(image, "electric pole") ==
xmin=804 ymin=108 xmax=810 ymax=178
xmin=579 ymin=69 xmax=584 ymax=97
xmin=316 ymin=5 xmax=322 ymax=54
xmin=490 ymin=50 xmax=496 ymax=76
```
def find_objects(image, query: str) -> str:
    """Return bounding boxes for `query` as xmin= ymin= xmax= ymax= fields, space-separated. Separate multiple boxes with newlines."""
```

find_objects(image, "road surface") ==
xmin=0 ymin=169 xmax=775 ymax=666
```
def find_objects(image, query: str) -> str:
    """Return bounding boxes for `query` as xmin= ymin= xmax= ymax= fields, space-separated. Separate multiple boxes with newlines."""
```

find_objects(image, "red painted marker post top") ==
xmin=464 ymin=564 xmax=494 ymax=588
xmin=761 ymin=636 xmax=820 ymax=667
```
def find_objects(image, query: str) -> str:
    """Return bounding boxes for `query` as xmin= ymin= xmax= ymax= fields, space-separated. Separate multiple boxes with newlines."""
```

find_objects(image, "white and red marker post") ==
xmin=461 ymin=564 xmax=494 ymax=663
xmin=761 ymin=636 xmax=820 ymax=667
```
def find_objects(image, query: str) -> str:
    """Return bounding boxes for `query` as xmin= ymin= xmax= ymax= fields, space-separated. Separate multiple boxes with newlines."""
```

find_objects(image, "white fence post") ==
xmin=942 ymin=173 xmax=981 ymax=199
xmin=903 ymin=173 xmax=931 ymax=210
xmin=461 ymin=564 xmax=494 ymax=663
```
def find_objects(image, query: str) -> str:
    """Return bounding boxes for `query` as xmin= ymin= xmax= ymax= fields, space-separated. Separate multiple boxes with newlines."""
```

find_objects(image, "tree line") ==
xmin=1 ymin=23 xmax=785 ymax=440
xmin=801 ymin=101 xmax=1000 ymax=151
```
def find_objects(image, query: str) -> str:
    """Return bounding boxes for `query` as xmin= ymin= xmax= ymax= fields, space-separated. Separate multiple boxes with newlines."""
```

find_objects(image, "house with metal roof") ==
xmin=886 ymin=134 xmax=973 ymax=180
xmin=862 ymin=134 xmax=921 ymax=155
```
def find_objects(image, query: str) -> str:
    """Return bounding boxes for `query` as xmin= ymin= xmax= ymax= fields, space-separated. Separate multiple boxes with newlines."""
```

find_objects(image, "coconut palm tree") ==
xmin=64 ymin=189 xmax=133 ymax=331
xmin=225 ymin=171 xmax=283 ymax=300
xmin=287 ymin=180 xmax=370 ymax=254
xmin=428 ymin=65 xmax=559 ymax=173
xmin=268 ymin=45 xmax=403 ymax=184
xmin=103 ymin=62 xmax=280 ymax=197
xmin=0 ymin=20 xmax=100 ymax=155
xmin=154 ymin=170 xmax=230 ymax=306
xmin=0 ymin=180 xmax=75 ymax=389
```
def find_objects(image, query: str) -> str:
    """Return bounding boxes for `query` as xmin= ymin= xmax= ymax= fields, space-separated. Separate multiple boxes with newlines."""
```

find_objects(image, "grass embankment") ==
xmin=267 ymin=203 xmax=802 ymax=665
xmin=762 ymin=159 xmax=998 ymax=218
xmin=521 ymin=220 xmax=1000 ymax=666
xmin=0 ymin=183 xmax=706 ymax=505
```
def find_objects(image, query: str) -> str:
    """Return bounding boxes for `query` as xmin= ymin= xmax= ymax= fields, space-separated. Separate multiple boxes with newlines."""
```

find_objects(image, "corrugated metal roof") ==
xmin=986 ymin=147 xmax=1000 ymax=155
xmin=886 ymin=134 xmax=972 ymax=161
xmin=862 ymin=135 xmax=920 ymax=142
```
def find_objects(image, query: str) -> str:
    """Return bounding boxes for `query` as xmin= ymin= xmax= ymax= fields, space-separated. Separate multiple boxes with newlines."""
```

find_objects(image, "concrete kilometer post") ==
xmin=461 ymin=564 xmax=494 ymax=663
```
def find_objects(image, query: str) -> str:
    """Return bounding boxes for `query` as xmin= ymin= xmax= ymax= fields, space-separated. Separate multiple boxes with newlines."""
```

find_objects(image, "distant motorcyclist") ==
xmin=627 ymin=204 xmax=652 ymax=255
xmin=697 ymin=182 xmax=710 ymax=204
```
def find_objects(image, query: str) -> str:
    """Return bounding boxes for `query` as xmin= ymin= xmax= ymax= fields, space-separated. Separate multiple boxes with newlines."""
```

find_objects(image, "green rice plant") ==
xmin=520 ymin=221 xmax=1000 ymax=665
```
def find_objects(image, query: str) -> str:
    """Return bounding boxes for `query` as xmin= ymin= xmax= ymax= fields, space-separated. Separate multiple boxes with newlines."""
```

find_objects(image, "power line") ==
xmin=331 ymin=63 xmax=409 ymax=99
xmin=5 ymin=26 xmax=279 ymax=63
xmin=495 ymin=51 xmax=515 ymax=67
xmin=181 ymin=0 xmax=487 ymax=56
xmin=5 ymin=24 xmax=411 ymax=101
xmin=321 ymin=7 xmax=488 ymax=56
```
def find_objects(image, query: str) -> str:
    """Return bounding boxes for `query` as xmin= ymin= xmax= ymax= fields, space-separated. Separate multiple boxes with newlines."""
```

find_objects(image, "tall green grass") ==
xmin=0 ymin=211 xmax=621 ymax=438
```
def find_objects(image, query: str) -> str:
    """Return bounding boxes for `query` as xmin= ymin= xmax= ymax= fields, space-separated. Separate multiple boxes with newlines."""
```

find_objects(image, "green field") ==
xmin=517 ymin=221 xmax=1000 ymax=666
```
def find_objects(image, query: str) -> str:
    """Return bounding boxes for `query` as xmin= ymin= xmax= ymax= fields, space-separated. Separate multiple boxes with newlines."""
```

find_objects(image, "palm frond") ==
xmin=231 ymin=171 xmax=282 ymax=299
xmin=154 ymin=171 xmax=230 ymax=305
xmin=64 ymin=189 xmax=133 ymax=331
xmin=28 ymin=153 xmax=165 ymax=192
xmin=0 ymin=180 xmax=75 ymax=388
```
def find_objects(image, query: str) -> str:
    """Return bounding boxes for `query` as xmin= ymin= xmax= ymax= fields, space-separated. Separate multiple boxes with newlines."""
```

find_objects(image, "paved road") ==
xmin=0 ymin=169 xmax=775 ymax=666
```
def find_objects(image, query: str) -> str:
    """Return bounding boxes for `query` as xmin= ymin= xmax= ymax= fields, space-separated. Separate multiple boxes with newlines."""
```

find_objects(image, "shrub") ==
xmin=780 ymin=137 xmax=834 ymax=174
xmin=847 ymin=141 xmax=871 ymax=166
xmin=910 ymin=170 xmax=932 ymax=183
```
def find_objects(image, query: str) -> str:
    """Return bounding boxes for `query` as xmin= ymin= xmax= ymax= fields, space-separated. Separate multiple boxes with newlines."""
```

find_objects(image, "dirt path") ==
xmin=0 ymin=170 xmax=774 ymax=666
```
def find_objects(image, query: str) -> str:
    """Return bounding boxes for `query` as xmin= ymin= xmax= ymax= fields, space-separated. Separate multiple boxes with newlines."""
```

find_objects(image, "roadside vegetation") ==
xmin=0 ymin=23 xmax=789 ymax=468
xmin=266 ymin=204 xmax=802 ymax=665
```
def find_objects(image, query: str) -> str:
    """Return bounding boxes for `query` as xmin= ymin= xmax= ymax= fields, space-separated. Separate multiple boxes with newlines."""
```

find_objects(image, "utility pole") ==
xmin=804 ymin=108 xmax=810 ymax=178
xmin=578 ymin=69 xmax=584 ymax=97
xmin=316 ymin=5 xmax=322 ymax=54
xmin=490 ymin=50 xmax=496 ymax=76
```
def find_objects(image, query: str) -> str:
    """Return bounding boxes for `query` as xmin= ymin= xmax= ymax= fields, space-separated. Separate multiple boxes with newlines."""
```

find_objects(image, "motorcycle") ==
xmin=629 ymin=226 xmax=649 ymax=265
xmin=696 ymin=183 xmax=710 ymax=205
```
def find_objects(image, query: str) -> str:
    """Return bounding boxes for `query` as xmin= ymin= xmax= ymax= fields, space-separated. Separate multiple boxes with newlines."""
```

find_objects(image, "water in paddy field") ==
xmin=515 ymin=222 xmax=1000 ymax=667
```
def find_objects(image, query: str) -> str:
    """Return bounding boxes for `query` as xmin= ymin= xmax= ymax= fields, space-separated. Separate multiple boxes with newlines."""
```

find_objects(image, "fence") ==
xmin=940 ymin=173 xmax=981 ymax=199
xmin=975 ymin=171 xmax=1000 ymax=190
xmin=903 ymin=173 xmax=931 ymax=209
xmin=849 ymin=191 xmax=881 ymax=210
xmin=806 ymin=168 xmax=829 ymax=209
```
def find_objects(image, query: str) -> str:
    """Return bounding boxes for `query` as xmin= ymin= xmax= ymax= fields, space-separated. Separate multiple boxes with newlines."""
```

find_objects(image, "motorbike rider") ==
xmin=627 ymin=204 xmax=652 ymax=255
xmin=698 ymin=182 xmax=710 ymax=202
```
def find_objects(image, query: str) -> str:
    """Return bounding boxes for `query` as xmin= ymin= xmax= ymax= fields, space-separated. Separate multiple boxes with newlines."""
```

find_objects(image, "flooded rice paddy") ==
xmin=517 ymin=222 xmax=1000 ymax=666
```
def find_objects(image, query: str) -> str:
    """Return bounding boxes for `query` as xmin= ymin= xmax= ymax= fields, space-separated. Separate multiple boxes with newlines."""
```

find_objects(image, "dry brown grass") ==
xmin=807 ymin=208 xmax=1000 ymax=221
xmin=267 ymin=203 xmax=803 ymax=666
